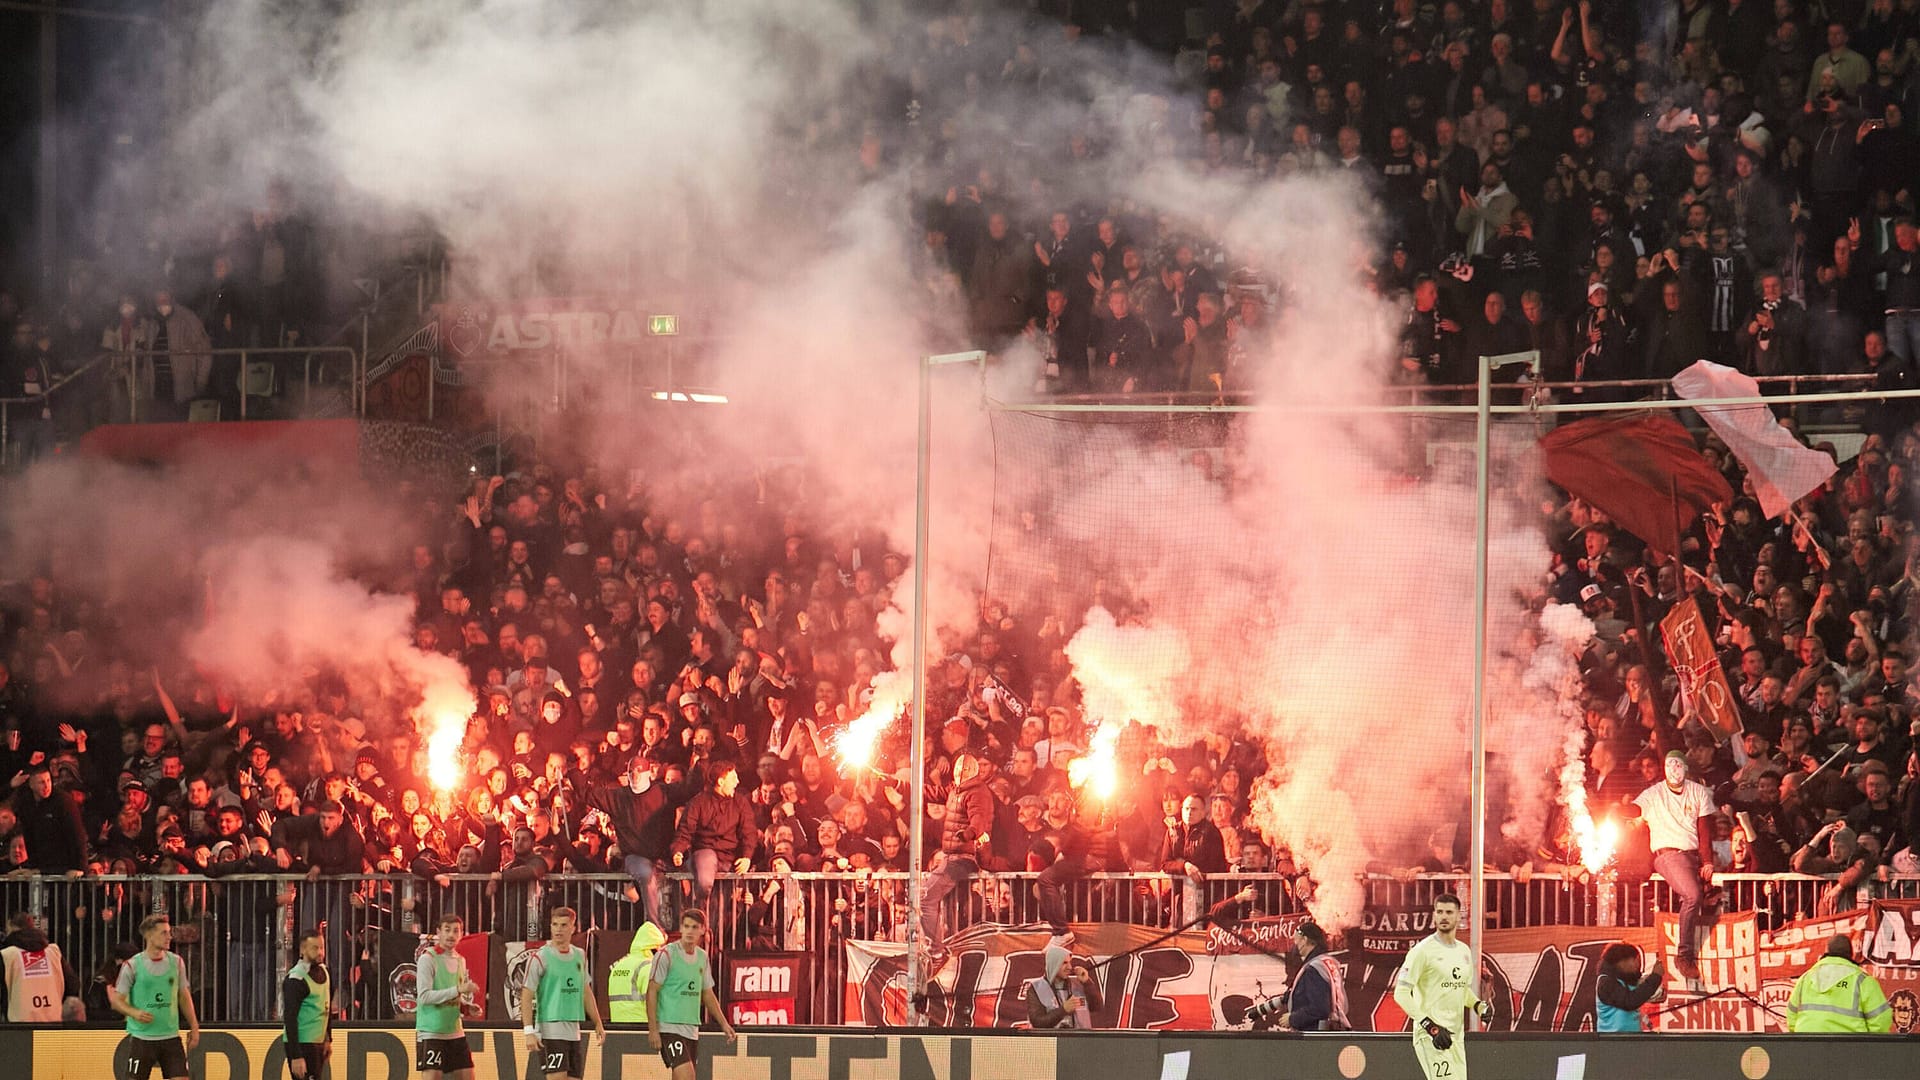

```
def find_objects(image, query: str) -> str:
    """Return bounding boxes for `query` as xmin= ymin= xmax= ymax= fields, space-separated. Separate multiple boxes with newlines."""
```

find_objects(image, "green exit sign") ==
xmin=647 ymin=315 xmax=678 ymax=336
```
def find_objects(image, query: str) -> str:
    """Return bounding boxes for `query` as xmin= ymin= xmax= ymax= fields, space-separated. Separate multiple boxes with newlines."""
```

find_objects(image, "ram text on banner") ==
xmin=1670 ymin=361 xmax=1838 ymax=519
xmin=721 ymin=952 xmax=810 ymax=1025
xmin=1659 ymin=596 xmax=1743 ymax=741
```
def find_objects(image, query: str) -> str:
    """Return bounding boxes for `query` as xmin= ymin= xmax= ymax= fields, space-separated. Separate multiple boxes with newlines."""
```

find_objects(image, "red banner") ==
xmin=722 ymin=952 xmax=811 ymax=1026
xmin=1660 ymin=596 xmax=1743 ymax=741
xmin=843 ymin=905 xmax=1920 ymax=1033
xmin=381 ymin=931 xmax=494 ymax=1022
xmin=1652 ymin=901 xmax=1920 ymax=1032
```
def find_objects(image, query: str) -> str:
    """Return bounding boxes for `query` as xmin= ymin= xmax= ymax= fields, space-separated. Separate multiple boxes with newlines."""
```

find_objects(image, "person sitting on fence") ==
xmin=668 ymin=762 xmax=757 ymax=913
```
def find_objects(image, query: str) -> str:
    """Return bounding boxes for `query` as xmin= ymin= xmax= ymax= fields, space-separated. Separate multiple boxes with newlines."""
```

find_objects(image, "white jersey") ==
xmin=1634 ymin=779 xmax=1713 ymax=853
xmin=1395 ymin=933 xmax=1478 ymax=1027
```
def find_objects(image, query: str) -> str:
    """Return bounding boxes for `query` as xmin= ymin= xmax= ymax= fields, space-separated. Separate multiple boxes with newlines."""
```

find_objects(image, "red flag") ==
xmin=1540 ymin=414 xmax=1733 ymax=559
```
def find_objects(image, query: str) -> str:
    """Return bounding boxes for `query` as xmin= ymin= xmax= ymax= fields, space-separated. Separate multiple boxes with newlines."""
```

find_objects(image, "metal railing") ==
xmin=1035 ymin=372 xmax=1879 ymax=406
xmin=0 ymin=353 xmax=113 ymax=466
xmin=26 ymin=868 xmax=1912 ymax=1028
xmin=112 ymin=346 xmax=359 ymax=421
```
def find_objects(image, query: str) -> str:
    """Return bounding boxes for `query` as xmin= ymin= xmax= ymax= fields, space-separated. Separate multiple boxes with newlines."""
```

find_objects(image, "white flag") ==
xmin=1670 ymin=360 xmax=1836 ymax=519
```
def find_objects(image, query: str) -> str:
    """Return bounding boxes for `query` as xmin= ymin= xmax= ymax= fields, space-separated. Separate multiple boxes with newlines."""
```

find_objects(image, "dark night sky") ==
xmin=0 ymin=1 xmax=170 ymax=302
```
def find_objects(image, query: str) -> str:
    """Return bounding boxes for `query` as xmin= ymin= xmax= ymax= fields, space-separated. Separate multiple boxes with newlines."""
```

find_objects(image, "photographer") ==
xmin=1278 ymin=923 xmax=1349 ymax=1032
xmin=1025 ymin=941 xmax=1103 ymax=1030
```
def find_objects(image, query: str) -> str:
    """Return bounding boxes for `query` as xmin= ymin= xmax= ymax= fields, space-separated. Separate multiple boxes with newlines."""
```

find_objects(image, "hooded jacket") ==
xmin=1596 ymin=957 xmax=1663 ymax=1031
xmin=1788 ymin=954 xmax=1891 ymax=1032
xmin=940 ymin=775 xmax=996 ymax=858
xmin=606 ymin=922 xmax=669 ymax=1023
xmin=1026 ymin=943 xmax=1102 ymax=1029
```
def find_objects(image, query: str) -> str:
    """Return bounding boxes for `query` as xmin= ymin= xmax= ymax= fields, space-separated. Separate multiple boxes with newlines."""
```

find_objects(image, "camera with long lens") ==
xmin=1245 ymin=989 xmax=1290 ymax=1030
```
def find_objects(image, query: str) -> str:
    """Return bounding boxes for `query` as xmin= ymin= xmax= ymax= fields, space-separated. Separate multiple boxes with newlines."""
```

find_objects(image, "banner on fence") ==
xmin=377 ymin=931 xmax=496 ymax=1022
xmin=722 ymin=952 xmax=811 ymax=1026
xmin=844 ymin=908 xmax=1920 ymax=1033
xmin=1649 ymin=900 xmax=1920 ymax=1032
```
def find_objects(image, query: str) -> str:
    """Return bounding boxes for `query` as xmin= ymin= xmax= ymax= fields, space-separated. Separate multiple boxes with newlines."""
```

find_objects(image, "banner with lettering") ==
xmin=722 ymin=952 xmax=811 ymax=1026
xmin=436 ymin=299 xmax=665 ymax=360
xmin=844 ymin=909 xmax=1920 ymax=1033
xmin=1649 ymin=901 xmax=1920 ymax=1032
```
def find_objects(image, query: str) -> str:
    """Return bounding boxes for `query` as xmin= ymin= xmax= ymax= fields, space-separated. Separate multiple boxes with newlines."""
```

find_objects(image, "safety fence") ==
xmin=13 ymin=870 xmax=1911 ymax=1026
xmin=0 ymin=354 xmax=114 ymax=466
xmin=111 ymin=345 xmax=360 ymax=422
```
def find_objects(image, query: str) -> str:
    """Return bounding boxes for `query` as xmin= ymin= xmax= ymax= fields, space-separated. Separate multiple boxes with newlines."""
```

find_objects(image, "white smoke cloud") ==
xmin=30 ymin=0 xmax=1591 ymax=933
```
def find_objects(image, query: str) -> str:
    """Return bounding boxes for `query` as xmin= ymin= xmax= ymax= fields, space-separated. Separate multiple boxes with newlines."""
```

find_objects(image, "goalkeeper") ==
xmin=1393 ymin=893 xmax=1494 ymax=1080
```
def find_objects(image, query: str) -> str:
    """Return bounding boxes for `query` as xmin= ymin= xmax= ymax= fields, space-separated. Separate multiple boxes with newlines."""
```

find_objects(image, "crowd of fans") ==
xmin=0 ymin=0 xmax=1913 ymax=1026
xmin=0 ymin=178 xmax=327 ymax=457
xmin=912 ymin=0 xmax=1920 ymax=396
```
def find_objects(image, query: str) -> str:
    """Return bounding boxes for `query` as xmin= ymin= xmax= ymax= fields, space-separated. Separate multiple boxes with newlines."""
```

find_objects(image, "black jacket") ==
xmin=584 ymin=780 xmax=688 ymax=860
xmin=19 ymin=787 xmax=88 ymax=873
xmin=1164 ymin=820 xmax=1228 ymax=875
xmin=671 ymin=789 xmax=759 ymax=860
xmin=271 ymin=812 xmax=367 ymax=875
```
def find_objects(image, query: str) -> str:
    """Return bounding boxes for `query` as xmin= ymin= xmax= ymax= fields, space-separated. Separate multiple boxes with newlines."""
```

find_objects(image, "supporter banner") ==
xmin=837 ymin=915 xmax=1920 ymax=1033
xmin=722 ymin=952 xmax=811 ymax=1026
xmin=1651 ymin=902 xmax=1920 ymax=1032
xmin=845 ymin=922 xmax=1238 ymax=1029
xmin=376 ymin=930 xmax=496 ymax=1022
xmin=436 ymin=299 xmax=665 ymax=359
xmin=1479 ymin=925 xmax=1658 ymax=1034
xmin=1660 ymin=596 xmax=1744 ymax=740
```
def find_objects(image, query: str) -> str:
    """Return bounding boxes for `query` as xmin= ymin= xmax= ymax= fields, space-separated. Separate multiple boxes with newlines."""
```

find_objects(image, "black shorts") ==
xmin=534 ymin=1038 xmax=586 ymax=1078
xmin=659 ymin=1033 xmax=698 ymax=1070
xmin=286 ymin=1042 xmax=326 ymax=1078
xmin=416 ymin=1035 xmax=475 ymax=1074
xmin=121 ymin=1036 xmax=189 ymax=1080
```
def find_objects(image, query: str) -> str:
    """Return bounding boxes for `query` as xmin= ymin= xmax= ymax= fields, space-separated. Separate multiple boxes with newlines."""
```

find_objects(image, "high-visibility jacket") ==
xmin=1787 ymin=956 xmax=1892 ymax=1033
xmin=606 ymin=922 xmax=668 ymax=1024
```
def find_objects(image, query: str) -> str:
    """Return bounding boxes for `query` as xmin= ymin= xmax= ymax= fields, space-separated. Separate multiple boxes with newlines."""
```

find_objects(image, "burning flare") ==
xmin=1560 ymin=725 xmax=1620 ymax=872
xmin=837 ymin=670 xmax=909 ymax=771
xmin=1069 ymin=722 xmax=1121 ymax=800
xmin=417 ymin=680 xmax=477 ymax=793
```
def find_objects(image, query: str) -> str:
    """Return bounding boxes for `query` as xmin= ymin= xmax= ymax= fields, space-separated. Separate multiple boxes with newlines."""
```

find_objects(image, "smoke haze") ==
xmin=13 ymin=0 xmax=1591 ymax=927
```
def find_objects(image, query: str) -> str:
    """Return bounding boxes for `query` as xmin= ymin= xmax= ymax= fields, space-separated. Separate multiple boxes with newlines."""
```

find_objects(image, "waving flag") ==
xmin=1670 ymin=360 xmax=1836 ymax=519
xmin=1540 ymin=414 xmax=1733 ymax=559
